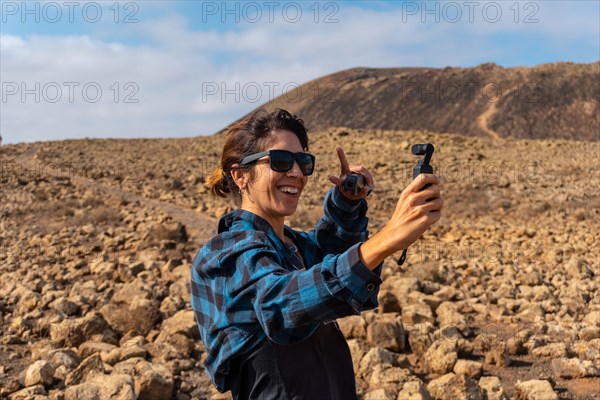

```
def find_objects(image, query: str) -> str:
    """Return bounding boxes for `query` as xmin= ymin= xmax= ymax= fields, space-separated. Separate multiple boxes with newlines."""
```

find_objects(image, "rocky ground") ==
xmin=0 ymin=128 xmax=599 ymax=399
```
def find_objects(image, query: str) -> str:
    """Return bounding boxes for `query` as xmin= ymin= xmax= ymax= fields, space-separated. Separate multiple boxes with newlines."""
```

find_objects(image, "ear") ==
xmin=230 ymin=164 xmax=248 ymax=192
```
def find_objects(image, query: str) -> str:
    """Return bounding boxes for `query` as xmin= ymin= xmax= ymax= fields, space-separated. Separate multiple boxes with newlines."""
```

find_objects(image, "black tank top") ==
xmin=229 ymin=321 xmax=358 ymax=400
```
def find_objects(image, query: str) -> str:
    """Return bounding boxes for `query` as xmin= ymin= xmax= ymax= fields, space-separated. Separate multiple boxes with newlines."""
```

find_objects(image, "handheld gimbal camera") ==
xmin=343 ymin=173 xmax=366 ymax=196
xmin=397 ymin=143 xmax=435 ymax=266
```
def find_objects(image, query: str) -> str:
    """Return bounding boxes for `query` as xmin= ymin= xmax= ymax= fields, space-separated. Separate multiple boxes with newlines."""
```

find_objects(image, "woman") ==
xmin=191 ymin=108 xmax=443 ymax=399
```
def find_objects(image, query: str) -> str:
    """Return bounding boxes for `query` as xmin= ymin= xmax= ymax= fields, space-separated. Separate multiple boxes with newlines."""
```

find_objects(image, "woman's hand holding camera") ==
xmin=325 ymin=144 xmax=443 ymax=270
xmin=358 ymin=174 xmax=444 ymax=270
xmin=384 ymin=173 xmax=443 ymax=251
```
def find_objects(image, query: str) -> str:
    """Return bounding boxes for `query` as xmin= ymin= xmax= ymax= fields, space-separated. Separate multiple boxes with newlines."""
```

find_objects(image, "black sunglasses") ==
xmin=239 ymin=150 xmax=315 ymax=176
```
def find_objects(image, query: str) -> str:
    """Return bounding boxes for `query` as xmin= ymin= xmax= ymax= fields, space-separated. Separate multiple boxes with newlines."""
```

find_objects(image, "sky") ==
xmin=1 ymin=0 xmax=599 ymax=144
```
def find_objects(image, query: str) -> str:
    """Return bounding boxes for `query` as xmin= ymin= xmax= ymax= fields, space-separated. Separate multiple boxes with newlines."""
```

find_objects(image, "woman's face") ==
xmin=242 ymin=129 xmax=308 ymax=226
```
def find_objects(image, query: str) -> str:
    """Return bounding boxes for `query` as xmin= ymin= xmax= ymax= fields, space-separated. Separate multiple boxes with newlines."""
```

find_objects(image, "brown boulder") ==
xmin=514 ymin=379 xmax=557 ymax=400
xmin=65 ymin=374 xmax=135 ymax=400
xmin=424 ymin=339 xmax=458 ymax=375
xmin=478 ymin=376 xmax=507 ymax=400
xmin=113 ymin=357 xmax=174 ymax=400
xmin=398 ymin=381 xmax=432 ymax=400
xmin=551 ymin=357 xmax=600 ymax=379
xmin=160 ymin=310 xmax=199 ymax=339
xmin=100 ymin=297 xmax=161 ymax=336
xmin=65 ymin=353 xmax=105 ymax=386
xmin=50 ymin=312 xmax=116 ymax=348
xmin=427 ymin=373 xmax=484 ymax=400
xmin=24 ymin=360 xmax=54 ymax=387
xmin=366 ymin=314 xmax=406 ymax=352
xmin=338 ymin=315 xmax=368 ymax=339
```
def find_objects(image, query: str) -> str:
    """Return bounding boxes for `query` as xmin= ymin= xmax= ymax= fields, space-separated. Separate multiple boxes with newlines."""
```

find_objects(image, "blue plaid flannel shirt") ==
xmin=190 ymin=187 xmax=383 ymax=392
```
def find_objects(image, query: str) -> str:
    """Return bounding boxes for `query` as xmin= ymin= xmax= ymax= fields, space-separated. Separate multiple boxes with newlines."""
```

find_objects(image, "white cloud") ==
xmin=1 ymin=1 xmax=598 ymax=144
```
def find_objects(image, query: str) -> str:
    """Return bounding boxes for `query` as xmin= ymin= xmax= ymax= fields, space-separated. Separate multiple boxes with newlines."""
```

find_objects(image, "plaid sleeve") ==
xmin=308 ymin=187 xmax=369 ymax=255
xmin=304 ymin=185 xmax=383 ymax=296
xmin=195 ymin=231 xmax=380 ymax=341
xmin=227 ymin=239 xmax=381 ymax=345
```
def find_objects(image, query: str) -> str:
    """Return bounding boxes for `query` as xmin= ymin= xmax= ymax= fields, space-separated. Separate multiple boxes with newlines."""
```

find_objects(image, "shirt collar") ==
xmin=218 ymin=209 xmax=297 ymax=258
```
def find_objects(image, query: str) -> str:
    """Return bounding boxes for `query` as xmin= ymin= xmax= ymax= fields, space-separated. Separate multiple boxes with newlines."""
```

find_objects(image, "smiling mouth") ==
xmin=278 ymin=186 xmax=299 ymax=195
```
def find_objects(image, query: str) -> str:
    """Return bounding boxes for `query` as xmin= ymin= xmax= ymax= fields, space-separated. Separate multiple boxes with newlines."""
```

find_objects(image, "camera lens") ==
xmin=411 ymin=144 xmax=427 ymax=155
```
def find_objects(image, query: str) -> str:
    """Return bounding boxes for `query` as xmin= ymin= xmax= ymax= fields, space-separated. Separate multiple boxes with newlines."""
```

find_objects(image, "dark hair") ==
xmin=207 ymin=108 xmax=309 ymax=204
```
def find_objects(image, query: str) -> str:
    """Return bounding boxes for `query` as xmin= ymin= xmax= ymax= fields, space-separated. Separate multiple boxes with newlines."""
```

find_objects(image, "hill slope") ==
xmin=232 ymin=62 xmax=599 ymax=141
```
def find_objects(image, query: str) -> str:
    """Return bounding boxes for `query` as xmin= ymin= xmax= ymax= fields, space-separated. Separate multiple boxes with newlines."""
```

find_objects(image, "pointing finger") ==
xmin=336 ymin=146 xmax=350 ymax=175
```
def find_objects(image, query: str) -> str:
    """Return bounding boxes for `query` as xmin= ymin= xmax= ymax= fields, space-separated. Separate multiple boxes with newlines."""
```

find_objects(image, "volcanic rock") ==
xmin=478 ymin=376 xmax=506 ymax=400
xmin=366 ymin=313 xmax=406 ymax=352
xmin=427 ymin=373 xmax=484 ymax=400
xmin=397 ymin=381 xmax=432 ymax=400
xmin=514 ymin=379 xmax=557 ymax=400
xmin=424 ymin=339 xmax=458 ymax=374
xmin=112 ymin=357 xmax=174 ymax=400
xmin=24 ymin=360 xmax=54 ymax=387
xmin=338 ymin=315 xmax=368 ymax=339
